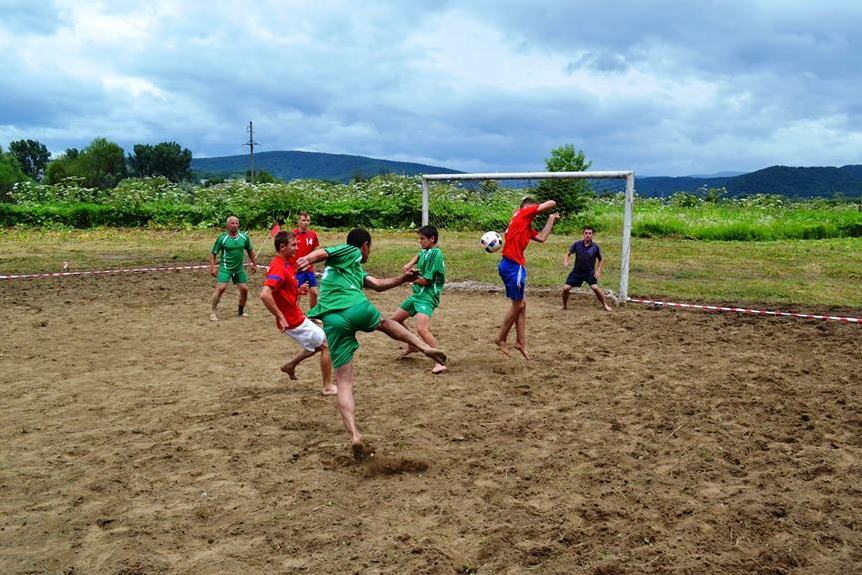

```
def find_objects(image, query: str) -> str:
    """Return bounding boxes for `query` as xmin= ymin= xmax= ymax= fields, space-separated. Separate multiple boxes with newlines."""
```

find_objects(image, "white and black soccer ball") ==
xmin=480 ymin=231 xmax=503 ymax=253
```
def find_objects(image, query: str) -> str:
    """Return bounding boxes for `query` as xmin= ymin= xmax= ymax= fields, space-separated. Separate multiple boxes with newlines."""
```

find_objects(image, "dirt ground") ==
xmin=0 ymin=269 xmax=859 ymax=575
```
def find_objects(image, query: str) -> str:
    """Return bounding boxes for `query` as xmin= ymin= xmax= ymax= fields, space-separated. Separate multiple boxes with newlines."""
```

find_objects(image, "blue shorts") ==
xmin=498 ymin=257 xmax=526 ymax=301
xmin=566 ymin=271 xmax=598 ymax=287
xmin=295 ymin=271 xmax=318 ymax=288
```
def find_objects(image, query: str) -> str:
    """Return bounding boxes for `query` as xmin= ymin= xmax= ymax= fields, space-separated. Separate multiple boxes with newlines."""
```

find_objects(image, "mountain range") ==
xmin=190 ymin=151 xmax=862 ymax=199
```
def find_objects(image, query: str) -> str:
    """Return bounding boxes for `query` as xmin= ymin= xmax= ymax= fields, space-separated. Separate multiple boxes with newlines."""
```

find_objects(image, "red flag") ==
xmin=269 ymin=223 xmax=281 ymax=237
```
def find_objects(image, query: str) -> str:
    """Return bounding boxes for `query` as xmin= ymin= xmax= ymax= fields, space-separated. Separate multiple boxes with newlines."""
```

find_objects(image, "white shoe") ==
xmin=210 ymin=313 xmax=219 ymax=321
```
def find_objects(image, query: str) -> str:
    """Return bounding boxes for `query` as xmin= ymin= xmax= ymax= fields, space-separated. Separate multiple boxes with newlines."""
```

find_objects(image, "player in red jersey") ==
xmin=260 ymin=230 xmax=335 ymax=396
xmin=496 ymin=196 xmax=560 ymax=360
xmin=293 ymin=211 xmax=321 ymax=309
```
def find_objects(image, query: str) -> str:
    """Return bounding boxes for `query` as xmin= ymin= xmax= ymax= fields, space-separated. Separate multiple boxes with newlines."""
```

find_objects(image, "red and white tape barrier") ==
xmin=627 ymin=297 xmax=860 ymax=324
xmin=0 ymin=262 xmax=271 ymax=281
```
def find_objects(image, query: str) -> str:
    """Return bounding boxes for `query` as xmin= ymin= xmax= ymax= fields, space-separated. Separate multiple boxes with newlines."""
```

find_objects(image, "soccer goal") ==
xmin=420 ymin=171 xmax=635 ymax=304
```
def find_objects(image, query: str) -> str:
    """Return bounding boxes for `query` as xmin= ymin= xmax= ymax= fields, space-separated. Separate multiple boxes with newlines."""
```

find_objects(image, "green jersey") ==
xmin=307 ymin=244 xmax=369 ymax=318
xmin=411 ymin=247 xmax=445 ymax=307
xmin=212 ymin=232 xmax=252 ymax=272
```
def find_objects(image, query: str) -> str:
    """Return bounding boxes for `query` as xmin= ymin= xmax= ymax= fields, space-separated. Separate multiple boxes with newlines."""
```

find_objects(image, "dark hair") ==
xmin=346 ymin=228 xmax=371 ymax=249
xmin=417 ymin=225 xmax=438 ymax=242
xmin=520 ymin=196 xmax=538 ymax=208
xmin=274 ymin=230 xmax=295 ymax=251
xmin=583 ymin=226 xmax=594 ymax=233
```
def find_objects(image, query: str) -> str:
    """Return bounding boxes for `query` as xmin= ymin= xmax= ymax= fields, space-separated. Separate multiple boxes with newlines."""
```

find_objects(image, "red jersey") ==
xmin=293 ymin=228 xmax=320 ymax=271
xmin=264 ymin=254 xmax=305 ymax=330
xmin=501 ymin=204 xmax=539 ymax=266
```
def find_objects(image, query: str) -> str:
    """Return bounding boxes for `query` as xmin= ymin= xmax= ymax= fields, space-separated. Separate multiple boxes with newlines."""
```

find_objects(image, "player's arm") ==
xmin=401 ymin=253 xmax=419 ymax=273
xmin=296 ymin=248 xmax=329 ymax=272
xmin=246 ymin=243 xmax=258 ymax=274
xmin=364 ymin=269 xmax=418 ymax=292
xmin=534 ymin=213 xmax=561 ymax=243
xmin=563 ymin=249 xmax=572 ymax=268
xmin=595 ymin=250 xmax=604 ymax=279
xmin=536 ymin=200 xmax=557 ymax=214
xmin=259 ymin=285 xmax=289 ymax=330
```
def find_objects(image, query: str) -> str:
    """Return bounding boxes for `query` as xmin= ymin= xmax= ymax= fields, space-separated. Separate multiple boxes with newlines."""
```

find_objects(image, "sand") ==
xmin=1 ymin=270 xmax=860 ymax=574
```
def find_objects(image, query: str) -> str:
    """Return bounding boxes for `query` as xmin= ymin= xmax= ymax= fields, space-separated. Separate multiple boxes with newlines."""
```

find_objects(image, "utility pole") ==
xmin=244 ymin=121 xmax=259 ymax=183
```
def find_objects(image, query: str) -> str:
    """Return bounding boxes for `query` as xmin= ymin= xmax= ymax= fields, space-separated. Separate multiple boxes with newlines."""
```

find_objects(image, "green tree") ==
xmin=128 ymin=141 xmax=192 ymax=181
xmin=9 ymin=139 xmax=51 ymax=181
xmin=246 ymin=169 xmax=279 ymax=183
xmin=76 ymin=137 xmax=127 ymax=189
xmin=0 ymin=145 xmax=30 ymax=201
xmin=536 ymin=144 xmax=594 ymax=215
xmin=44 ymin=149 xmax=81 ymax=185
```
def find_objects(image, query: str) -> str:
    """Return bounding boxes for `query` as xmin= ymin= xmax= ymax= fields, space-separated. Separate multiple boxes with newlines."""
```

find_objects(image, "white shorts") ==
xmin=282 ymin=318 xmax=326 ymax=351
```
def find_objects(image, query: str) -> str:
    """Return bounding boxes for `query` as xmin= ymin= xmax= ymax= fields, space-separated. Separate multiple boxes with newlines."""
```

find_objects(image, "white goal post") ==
xmin=421 ymin=171 xmax=635 ymax=304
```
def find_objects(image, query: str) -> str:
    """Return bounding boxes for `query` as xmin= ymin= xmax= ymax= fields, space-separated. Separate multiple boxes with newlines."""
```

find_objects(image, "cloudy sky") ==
xmin=1 ymin=0 xmax=860 ymax=176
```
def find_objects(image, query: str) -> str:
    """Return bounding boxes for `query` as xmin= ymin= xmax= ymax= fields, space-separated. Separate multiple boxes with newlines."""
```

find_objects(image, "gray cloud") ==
xmin=1 ymin=0 xmax=861 ymax=176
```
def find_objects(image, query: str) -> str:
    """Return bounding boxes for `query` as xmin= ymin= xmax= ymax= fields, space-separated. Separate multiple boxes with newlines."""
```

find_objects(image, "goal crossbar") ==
xmin=420 ymin=170 xmax=635 ymax=305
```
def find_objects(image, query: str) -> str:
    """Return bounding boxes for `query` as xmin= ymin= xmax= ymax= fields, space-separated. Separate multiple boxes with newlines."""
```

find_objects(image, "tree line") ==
xmin=0 ymin=138 xmax=193 ymax=200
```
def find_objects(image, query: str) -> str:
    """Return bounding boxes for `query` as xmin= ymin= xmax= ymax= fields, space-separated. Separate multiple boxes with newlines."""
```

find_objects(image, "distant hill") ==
xmin=191 ymin=150 xmax=461 ymax=183
xmin=637 ymin=165 xmax=862 ymax=199
xmin=191 ymin=151 xmax=862 ymax=199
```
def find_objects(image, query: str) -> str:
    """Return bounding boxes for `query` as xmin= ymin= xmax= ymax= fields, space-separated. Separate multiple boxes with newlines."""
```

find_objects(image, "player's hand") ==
xmin=403 ymin=268 xmax=419 ymax=281
xmin=549 ymin=212 xmax=562 ymax=222
xmin=595 ymin=270 xmax=602 ymax=280
xmin=298 ymin=284 xmax=310 ymax=295
xmin=250 ymin=265 xmax=257 ymax=275
xmin=401 ymin=263 xmax=413 ymax=273
xmin=210 ymin=267 xmax=217 ymax=278
xmin=276 ymin=316 xmax=288 ymax=331
xmin=296 ymin=256 xmax=310 ymax=272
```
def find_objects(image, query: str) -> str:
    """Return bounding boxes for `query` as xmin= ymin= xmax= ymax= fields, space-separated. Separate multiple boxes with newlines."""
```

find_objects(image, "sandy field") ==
xmin=0 ymin=269 xmax=860 ymax=574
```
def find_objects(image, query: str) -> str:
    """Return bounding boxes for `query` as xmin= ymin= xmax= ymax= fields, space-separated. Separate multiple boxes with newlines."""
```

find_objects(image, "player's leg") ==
xmin=590 ymin=283 xmax=613 ymax=312
xmin=210 ymin=281 xmax=229 ymax=321
xmin=333 ymin=360 xmax=362 ymax=448
xmin=562 ymin=284 xmax=573 ymax=309
xmin=377 ymin=317 xmax=446 ymax=366
xmin=281 ymin=348 xmax=317 ymax=380
xmin=513 ymin=299 xmax=530 ymax=360
xmin=496 ymin=298 xmax=519 ymax=356
xmin=309 ymin=286 xmax=319 ymax=308
xmin=391 ymin=300 xmax=419 ymax=357
xmin=415 ymin=312 xmax=446 ymax=374
xmin=497 ymin=259 xmax=527 ymax=357
xmin=318 ymin=342 xmax=335 ymax=395
xmin=237 ymin=283 xmax=249 ymax=316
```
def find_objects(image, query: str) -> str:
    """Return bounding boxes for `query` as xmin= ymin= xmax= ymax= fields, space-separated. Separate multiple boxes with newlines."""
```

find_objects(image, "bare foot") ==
xmin=320 ymin=384 xmax=337 ymax=396
xmin=209 ymin=312 xmax=218 ymax=321
xmin=603 ymin=304 xmax=613 ymax=312
xmin=280 ymin=364 xmax=298 ymax=380
xmin=514 ymin=343 xmax=531 ymax=360
xmin=431 ymin=364 xmax=447 ymax=375
xmin=424 ymin=348 xmax=447 ymax=365
xmin=352 ymin=442 xmax=375 ymax=464
xmin=495 ymin=338 xmax=511 ymax=357
xmin=399 ymin=345 xmax=420 ymax=359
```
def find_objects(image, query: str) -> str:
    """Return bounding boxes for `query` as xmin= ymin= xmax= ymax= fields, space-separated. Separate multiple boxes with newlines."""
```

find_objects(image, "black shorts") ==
xmin=566 ymin=271 xmax=598 ymax=287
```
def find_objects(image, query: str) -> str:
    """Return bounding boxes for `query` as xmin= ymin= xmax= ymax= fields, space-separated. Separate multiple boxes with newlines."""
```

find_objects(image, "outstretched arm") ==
xmin=364 ymin=269 xmax=418 ymax=292
xmin=296 ymin=248 xmax=329 ymax=272
xmin=534 ymin=212 xmax=561 ymax=243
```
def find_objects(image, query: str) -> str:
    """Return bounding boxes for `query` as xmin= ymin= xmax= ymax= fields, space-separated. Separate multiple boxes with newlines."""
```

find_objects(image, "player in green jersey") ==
xmin=296 ymin=228 xmax=447 ymax=461
xmin=390 ymin=225 xmax=447 ymax=374
xmin=209 ymin=216 xmax=258 ymax=321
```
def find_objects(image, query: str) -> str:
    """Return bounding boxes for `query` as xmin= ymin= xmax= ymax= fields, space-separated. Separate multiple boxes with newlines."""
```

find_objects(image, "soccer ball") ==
xmin=480 ymin=231 xmax=503 ymax=253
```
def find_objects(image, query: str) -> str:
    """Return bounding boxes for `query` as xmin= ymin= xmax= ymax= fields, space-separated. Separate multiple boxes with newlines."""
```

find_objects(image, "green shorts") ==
xmin=217 ymin=267 xmax=249 ymax=284
xmin=399 ymin=295 xmax=437 ymax=318
xmin=320 ymin=300 xmax=382 ymax=369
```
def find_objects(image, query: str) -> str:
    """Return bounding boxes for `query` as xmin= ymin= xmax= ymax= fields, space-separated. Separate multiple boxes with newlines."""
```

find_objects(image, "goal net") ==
xmin=420 ymin=171 xmax=635 ymax=303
